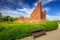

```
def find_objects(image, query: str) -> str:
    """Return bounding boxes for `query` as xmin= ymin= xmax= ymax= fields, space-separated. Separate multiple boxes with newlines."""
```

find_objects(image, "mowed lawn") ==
xmin=0 ymin=21 xmax=58 ymax=40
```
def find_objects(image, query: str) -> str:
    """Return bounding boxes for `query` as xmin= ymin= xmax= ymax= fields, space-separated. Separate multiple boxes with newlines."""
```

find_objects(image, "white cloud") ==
xmin=17 ymin=7 xmax=34 ymax=17
xmin=17 ymin=7 xmax=33 ymax=14
xmin=48 ymin=0 xmax=53 ymax=2
xmin=55 ymin=12 xmax=60 ymax=16
xmin=43 ymin=7 xmax=50 ymax=12
xmin=43 ymin=7 xmax=60 ymax=20
xmin=0 ymin=7 xmax=34 ymax=17
xmin=1 ymin=7 xmax=60 ymax=20
xmin=34 ymin=0 xmax=53 ymax=7
xmin=42 ymin=0 xmax=53 ymax=5
xmin=35 ymin=2 xmax=37 ymax=6
xmin=1 ymin=0 xmax=60 ymax=20
xmin=46 ymin=15 xmax=60 ymax=20
xmin=0 ymin=9 xmax=20 ymax=17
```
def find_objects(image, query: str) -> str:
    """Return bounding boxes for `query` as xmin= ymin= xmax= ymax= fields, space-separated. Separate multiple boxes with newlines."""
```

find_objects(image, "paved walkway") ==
xmin=20 ymin=24 xmax=60 ymax=40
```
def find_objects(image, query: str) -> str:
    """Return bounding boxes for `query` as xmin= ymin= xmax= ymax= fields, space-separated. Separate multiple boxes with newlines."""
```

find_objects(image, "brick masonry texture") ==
xmin=18 ymin=1 xmax=46 ymax=23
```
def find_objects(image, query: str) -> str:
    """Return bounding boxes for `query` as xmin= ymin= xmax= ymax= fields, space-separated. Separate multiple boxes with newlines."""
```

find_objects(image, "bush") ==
xmin=0 ymin=27 xmax=5 ymax=32
xmin=3 ymin=16 xmax=17 ymax=22
xmin=0 ymin=18 xmax=3 ymax=22
xmin=0 ymin=21 xmax=58 ymax=40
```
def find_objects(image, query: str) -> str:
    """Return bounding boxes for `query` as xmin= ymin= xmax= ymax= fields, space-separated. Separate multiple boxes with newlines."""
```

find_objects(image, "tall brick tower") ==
xmin=41 ymin=10 xmax=46 ymax=19
xmin=31 ymin=1 xmax=42 ymax=20
xmin=18 ymin=0 xmax=46 ymax=23
xmin=30 ymin=0 xmax=46 ymax=20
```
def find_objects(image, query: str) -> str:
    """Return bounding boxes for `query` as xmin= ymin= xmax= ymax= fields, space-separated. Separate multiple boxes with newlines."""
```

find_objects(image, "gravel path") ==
xmin=20 ymin=24 xmax=60 ymax=40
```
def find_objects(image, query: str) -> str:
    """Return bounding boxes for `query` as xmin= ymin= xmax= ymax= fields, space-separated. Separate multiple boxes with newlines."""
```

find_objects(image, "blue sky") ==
xmin=0 ymin=0 xmax=60 ymax=20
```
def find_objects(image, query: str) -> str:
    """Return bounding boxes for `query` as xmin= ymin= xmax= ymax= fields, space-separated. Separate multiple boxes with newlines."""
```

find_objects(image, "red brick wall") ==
xmin=18 ymin=2 xmax=46 ymax=23
xmin=18 ymin=17 xmax=24 ymax=22
xmin=30 ymin=2 xmax=42 ymax=20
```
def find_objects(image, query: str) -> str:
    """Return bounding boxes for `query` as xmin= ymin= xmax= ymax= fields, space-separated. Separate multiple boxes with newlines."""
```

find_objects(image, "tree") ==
xmin=3 ymin=17 xmax=6 ymax=21
xmin=0 ymin=12 xmax=3 ymax=18
xmin=10 ymin=17 xmax=13 ymax=22
xmin=5 ymin=16 xmax=11 ymax=21
xmin=0 ymin=12 xmax=3 ymax=22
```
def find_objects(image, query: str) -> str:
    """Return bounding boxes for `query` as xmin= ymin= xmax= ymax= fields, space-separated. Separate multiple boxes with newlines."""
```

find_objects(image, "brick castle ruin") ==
xmin=18 ymin=1 xmax=46 ymax=23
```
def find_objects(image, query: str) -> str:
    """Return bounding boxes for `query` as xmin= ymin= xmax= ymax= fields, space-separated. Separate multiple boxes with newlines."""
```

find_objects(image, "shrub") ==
xmin=0 ymin=21 xmax=58 ymax=40
xmin=0 ymin=27 xmax=5 ymax=32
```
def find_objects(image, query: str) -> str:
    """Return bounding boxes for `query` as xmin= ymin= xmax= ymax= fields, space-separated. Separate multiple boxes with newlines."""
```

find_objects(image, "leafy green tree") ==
xmin=3 ymin=17 xmax=6 ymax=21
xmin=0 ymin=12 xmax=3 ymax=18
xmin=0 ymin=12 xmax=3 ymax=22
xmin=10 ymin=17 xmax=14 ymax=22
xmin=14 ymin=17 xmax=18 ymax=21
xmin=5 ymin=16 xmax=11 ymax=21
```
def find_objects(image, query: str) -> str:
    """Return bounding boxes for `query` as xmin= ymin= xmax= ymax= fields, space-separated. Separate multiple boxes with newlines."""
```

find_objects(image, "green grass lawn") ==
xmin=0 ymin=21 xmax=58 ymax=40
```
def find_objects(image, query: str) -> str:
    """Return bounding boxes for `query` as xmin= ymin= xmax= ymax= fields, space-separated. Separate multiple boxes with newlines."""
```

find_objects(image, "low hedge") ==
xmin=0 ymin=21 xmax=58 ymax=40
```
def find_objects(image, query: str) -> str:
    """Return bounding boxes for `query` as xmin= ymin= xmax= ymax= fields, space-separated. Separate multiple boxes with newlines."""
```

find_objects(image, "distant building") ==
xmin=18 ymin=1 xmax=46 ymax=23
